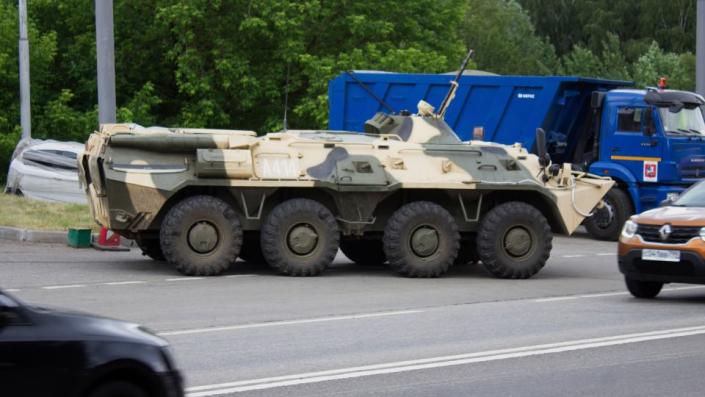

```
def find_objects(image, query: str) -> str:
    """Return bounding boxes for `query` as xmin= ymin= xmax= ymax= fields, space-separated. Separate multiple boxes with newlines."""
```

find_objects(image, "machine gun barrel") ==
xmin=437 ymin=49 xmax=474 ymax=118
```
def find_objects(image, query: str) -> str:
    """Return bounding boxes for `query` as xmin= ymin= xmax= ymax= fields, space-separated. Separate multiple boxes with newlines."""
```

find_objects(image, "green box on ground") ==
xmin=67 ymin=228 xmax=92 ymax=248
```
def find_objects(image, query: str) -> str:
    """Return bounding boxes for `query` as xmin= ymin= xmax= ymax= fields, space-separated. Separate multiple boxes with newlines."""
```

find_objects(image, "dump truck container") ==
xmin=329 ymin=73 xmax=630 ymax=163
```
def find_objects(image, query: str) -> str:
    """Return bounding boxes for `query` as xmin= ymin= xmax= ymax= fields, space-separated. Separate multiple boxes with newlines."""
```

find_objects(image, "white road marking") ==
xmin=562 ymin=254 xmax=585 ymax=258
xmin=6 ymin=288 xmax=21 ymax=292
xmin=596 ymin=253 xmax=616 ymax=256
xmin=533 ymin=296 xmax=579 ymax=302
xmin=186 ymin=324 xmax=705 ymax=396
xmin=160 ymin=310 xmax=422 ymax=336
xmin=41 ymin=284 xmax=86 ymax=290
xmin=103 ymin=280 xmax=146 ymax=286
xmin=666 ymin=285 xmax=705 ymax=291
xmin=224 ymin=274 xmax=257 ymax=278
xmin=166 ymin=277 xmax=205 ymax=282
xmin=580 ymin=291 xmax=628 ymax=298
xmin=536 ymin=284 xmax=705 ymax=302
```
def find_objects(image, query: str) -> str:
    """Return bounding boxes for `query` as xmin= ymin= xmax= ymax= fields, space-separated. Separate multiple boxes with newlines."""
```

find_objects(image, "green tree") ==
xmin=560 ymin=32 xmax=629 ymax=81
xmin=154 ymin=0 xmax=467 ymax=130
xmin=0 ymin=1 xmax=58 ymax=181
xmin=461 ymin=0 xmax=558 ymax=75
xmin=632 ymin=42 xmax=694 ymax=90
xmin=519 ymin=0 xmax=696 ymax=59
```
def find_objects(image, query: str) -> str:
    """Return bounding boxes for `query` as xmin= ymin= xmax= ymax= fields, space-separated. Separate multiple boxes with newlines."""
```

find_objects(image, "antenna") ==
xmin=282 ymin=63 xmax=290 ymax=132
xmin=345 ymin=71 xmax=395 ymax=113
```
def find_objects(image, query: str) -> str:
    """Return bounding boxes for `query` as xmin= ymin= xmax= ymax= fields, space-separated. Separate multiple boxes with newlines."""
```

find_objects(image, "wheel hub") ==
xmin=504 ymin=227 xmax=532 ymax=258
xmin=287 ymin=224 xmax=319 ymax=255
xmin=410 ymin=226 xmax=439 ymax=257
xmin=188 ymin=221 xmax=219 ymax=254
xmin=593 ymin=200 xmax=615 ymax=228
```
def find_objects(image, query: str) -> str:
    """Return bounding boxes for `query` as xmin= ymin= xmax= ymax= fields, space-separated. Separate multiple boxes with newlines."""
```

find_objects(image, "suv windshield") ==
xmin=674 ymin=181 xmax=705 ymax=207
xmin=660 ymin=106 xmax=705 ymax=136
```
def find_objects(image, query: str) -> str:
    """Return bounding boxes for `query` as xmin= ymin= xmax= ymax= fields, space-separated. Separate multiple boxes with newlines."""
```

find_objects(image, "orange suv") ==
xmin=618 ymin=180 xmax=705 ymax=298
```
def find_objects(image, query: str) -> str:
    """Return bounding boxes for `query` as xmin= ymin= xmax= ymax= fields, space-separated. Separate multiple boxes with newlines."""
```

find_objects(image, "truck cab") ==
xmin=586 ymin=88 xmax=705 ymax=239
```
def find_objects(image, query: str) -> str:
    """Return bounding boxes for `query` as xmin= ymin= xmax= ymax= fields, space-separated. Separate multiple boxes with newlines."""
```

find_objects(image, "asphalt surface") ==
xmin=3 ymin=231 xmax=705 ymax=396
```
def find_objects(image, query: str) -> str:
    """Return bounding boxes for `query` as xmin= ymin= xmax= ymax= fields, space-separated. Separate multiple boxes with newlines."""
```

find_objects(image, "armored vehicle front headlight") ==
xmin=700 ymin=227 xmax=705 ymax=241
xmin=621 ymin=219 xmax=638 ymax=239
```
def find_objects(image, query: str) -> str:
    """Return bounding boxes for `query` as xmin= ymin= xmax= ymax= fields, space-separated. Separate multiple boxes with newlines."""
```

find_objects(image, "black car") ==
xmin=0 ymin=289 xmax=183 ymax=397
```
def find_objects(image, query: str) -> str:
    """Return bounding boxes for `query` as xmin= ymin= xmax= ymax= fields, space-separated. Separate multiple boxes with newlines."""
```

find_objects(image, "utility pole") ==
xmin=18 ymin=0 xmax=31 ymax=140
xmin=697 ymin=0 xmax=705 ymax=96
xmin=95 ymin=0 xmax=116 ymax=124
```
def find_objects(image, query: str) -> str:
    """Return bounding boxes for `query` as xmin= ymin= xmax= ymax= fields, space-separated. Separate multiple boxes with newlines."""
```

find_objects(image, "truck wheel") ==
xmin=477 ymin=202 xmax=552 ymax=279
xmin=383 ymin=201 xmax=459 ymax=278
xmin=454 ymin=237 xmax=479 ymax=266
xmin=136 ymin=237 xmax=165 ymax=261
xmin=239 ymin=232 xmax=266 ymax=265
xmin=160 ymin=195 xmax=242 ymax=276
xmin=260 ymin=198 xmax=339 ymax=276
xmin=584 ymin=188 xmax=632 ymax=241
xmin=340 ymin=239 xmax=387 ymax=266
xmin=624 ymin=277 xmax=662 ymax=299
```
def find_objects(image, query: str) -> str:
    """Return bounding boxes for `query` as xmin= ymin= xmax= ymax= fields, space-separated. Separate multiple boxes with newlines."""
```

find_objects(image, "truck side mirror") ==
xmin=643 ymin=108 xmax=655 ymax=136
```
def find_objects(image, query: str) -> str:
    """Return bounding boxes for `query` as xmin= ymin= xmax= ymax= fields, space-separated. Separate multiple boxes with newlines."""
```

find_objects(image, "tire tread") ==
xmin=478 ymin=201 xmax=552 ymax=279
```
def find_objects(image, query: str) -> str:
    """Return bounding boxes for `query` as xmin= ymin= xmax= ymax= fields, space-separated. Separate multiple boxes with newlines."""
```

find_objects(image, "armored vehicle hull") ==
xmin=80 ymin=114 xmax=613 ymax=278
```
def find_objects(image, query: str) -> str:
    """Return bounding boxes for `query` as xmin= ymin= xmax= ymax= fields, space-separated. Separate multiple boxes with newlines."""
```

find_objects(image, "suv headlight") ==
xmin=621 ymin=219 xmax=638 ymax=238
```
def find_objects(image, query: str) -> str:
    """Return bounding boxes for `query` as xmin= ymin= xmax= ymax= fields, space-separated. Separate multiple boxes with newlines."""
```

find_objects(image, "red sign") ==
xmin=643 ymin=161 xmax=658 ymax=182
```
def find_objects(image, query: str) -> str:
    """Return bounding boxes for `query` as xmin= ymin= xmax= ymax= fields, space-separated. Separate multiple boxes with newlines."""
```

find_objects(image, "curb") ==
xmin=0 ymin=226 xmax=135 ymax=248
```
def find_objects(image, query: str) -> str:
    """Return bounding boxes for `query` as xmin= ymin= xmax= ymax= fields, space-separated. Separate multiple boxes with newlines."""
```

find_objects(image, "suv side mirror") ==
xmin=643 ymin=108 xmax=655 ymax=136
xmin=660 ymin=193 xmax=679 ymax=207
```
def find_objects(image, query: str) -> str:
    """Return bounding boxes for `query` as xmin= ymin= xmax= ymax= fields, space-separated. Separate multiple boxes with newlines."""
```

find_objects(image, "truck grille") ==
xmin=678 ymin=156 xmax=705 ymax=181
xmin=637 ymin=224 xmax=701 ymax=244
xmin=679 ymin=166 xmax=705 ymax=181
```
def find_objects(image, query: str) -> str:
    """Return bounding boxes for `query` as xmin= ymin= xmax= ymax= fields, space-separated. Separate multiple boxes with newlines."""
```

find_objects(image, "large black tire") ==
xmin=477 ymin=202 xmax=552 ymax=279
xmin=260 ymin=198 xmax=339 ymax=276
xmin=340 ymin=239 xmax=387 ymax=266
xmin=625 ymin=277 xmax=663 ymax=299
xmin=584 ymin=188 xmax=633 ymax=241
xmin=160 ymin=195 xmax=242 ymax=276
xmin=454 ymin=236 xmax=479 ymax=266
xmin=88 ymin=381 xmax=147 ymax=397
xmin=383 ymin=201 xmax=459 ymax=278
xmin=239 ymin=232 xmax=266 ymax=264
xmin=136 ymin=237 xmax=165 ymax=261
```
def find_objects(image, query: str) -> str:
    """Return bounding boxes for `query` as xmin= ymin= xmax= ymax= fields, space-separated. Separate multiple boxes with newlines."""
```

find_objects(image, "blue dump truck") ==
xmin=328 ymin=72 xmax=705 ymax=240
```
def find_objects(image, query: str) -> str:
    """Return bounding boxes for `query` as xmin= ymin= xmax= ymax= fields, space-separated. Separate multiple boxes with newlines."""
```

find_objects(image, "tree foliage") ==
xmin=461 ymin=0 xmax=558 ymax=75
xmin=519 ymin=0 xmax=697 ymax=59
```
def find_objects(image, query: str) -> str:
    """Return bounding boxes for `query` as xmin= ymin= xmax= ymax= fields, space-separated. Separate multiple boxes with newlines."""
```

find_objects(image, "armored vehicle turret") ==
xmin=79 ymin=100 xmax=613 ymax=279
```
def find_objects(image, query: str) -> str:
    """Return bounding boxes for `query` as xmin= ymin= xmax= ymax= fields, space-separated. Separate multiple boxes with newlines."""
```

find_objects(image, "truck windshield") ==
xmin=660 ymin=106 xmax=705 ymax=136
xmin=673 ymin=181 xmax=705 ymax=207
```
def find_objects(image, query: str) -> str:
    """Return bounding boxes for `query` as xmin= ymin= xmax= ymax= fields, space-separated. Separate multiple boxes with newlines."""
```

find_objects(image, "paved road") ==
xmin=2 ymin=232 xmax=705 ymax=396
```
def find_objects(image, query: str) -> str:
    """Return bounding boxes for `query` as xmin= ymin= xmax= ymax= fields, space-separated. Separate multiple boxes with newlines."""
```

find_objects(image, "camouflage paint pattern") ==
xmin=79 ymin=112 xmax=614 ymax=240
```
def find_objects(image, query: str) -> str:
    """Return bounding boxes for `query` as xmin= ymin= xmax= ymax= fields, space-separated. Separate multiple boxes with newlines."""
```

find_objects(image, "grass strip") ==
xmin=0 ymin=193 xmax=97 ymax=231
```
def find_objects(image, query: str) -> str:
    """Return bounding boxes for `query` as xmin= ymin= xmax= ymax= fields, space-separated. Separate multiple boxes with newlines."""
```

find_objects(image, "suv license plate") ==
xmin=642 ymin=249 xmax=680 ymax=262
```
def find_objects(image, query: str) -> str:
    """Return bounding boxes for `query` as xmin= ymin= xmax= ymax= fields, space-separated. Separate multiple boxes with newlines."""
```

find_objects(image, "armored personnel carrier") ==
xmin=79 ymin=51 xmax=613 ymax=279
xmin=79 ymin=103 xmax=613 ymax=279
